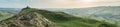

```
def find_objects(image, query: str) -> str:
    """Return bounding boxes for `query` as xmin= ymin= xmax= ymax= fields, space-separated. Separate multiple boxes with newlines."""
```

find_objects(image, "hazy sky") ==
xmin=0 ymin=0 xmax=120 ymax=8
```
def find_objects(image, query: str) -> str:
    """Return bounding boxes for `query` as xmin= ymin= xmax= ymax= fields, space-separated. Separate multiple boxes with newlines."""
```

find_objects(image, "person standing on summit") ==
xmin=22 ymin=6 xmax=31 ymax=10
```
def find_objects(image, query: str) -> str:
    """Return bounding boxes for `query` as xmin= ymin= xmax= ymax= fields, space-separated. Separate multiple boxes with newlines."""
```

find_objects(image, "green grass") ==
xmin=20 ymin=8 xmax=38 ymax=14
xmin=0 ymin=12 xmax=13 ymax=21
xmin=1 ymin=8 xmax=117 ymax=27
xmin=21 ymin=9 xmax=116 ymax=27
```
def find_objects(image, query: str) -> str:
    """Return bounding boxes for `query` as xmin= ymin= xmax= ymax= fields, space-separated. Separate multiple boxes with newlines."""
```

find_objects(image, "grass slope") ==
xmin=19 ymin=8 xmax=117 ymax=27
xmin=0 ymin=12 xmax=13 ymax=21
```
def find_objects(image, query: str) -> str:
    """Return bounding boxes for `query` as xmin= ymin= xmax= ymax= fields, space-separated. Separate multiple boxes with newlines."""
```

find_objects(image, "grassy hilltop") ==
xmin=0 ymin=8 xmax=117 ymax=27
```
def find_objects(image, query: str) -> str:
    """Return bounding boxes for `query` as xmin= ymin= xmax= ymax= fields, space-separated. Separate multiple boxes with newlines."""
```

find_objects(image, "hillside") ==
xmin=44 ymin=6 xmax=120 ymax=25
xmin=0 ymin=8 xmax=60 ymax=27
xmin=0 ymin=8 xmax=20 ymax=21
xmin=0 ymin=8 xmax=117 ymax=27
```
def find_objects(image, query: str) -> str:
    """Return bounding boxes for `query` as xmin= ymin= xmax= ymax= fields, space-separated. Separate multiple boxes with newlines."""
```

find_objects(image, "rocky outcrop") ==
xmin=0 ymin=12 xmax=60 ymax=27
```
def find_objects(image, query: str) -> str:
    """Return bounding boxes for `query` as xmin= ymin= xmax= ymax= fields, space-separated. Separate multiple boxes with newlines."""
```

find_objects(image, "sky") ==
xmin=0 ymin=0 xmax=120 ymax=8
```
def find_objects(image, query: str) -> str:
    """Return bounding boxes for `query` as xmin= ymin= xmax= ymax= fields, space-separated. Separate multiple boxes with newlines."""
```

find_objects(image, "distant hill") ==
xmin=0 ymin=8 xmax=21 ymax=21
xmin=0 ymin=8 xmax=117 ymax=27
xmin=42 ymin=6 xmax=120 ymax=25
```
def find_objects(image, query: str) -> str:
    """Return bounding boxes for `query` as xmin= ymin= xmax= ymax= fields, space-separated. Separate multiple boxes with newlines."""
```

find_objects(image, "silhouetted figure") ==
xmin=24 ymin=6 xmax=30 ymax=9
xmin=22 ymin=6 xmax=31 ymax=11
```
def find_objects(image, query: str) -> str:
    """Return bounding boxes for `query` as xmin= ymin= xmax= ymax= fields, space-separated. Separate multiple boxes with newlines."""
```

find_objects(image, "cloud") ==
xmin=0 ymin=0 xmax=120 ymax=8
xmin=27 ymin=0 xmax=120 ymax=8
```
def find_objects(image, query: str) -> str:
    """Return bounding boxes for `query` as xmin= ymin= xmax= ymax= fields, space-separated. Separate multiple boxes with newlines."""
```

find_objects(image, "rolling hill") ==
xmin=42 ymin=6 xmax=120 ymax=26
xmin=0 ymin=7 xmax=117 ymax=27
xmin=0 ymin=8 xmax=21 ymax=21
